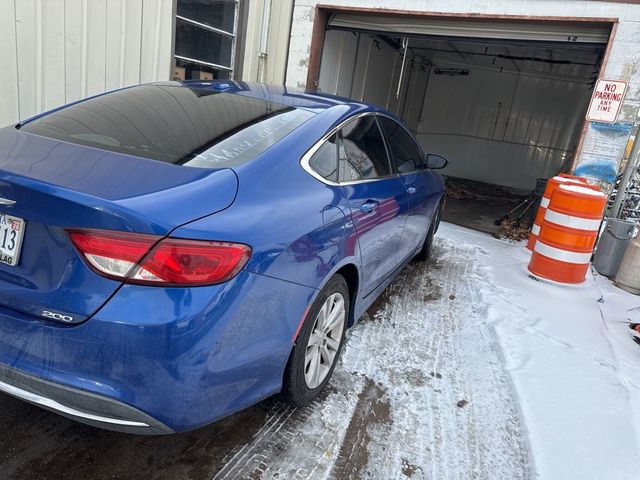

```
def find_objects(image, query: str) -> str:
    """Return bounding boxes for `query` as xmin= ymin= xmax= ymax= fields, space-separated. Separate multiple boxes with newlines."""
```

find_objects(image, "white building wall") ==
xmin=0 ymin=0 xmax=174 ymax=128
xmin=241 ymin=0 xmax=295 ymax=85
xmin=286 ymin=1 xmax=640 ymax=187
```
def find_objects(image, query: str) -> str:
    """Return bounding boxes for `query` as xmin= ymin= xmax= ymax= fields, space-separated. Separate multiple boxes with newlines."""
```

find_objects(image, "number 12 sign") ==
xmin=586 ymin=79 xmax=628 ymax=123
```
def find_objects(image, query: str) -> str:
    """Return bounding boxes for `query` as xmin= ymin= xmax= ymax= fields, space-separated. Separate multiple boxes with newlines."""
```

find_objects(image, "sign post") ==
xmin=582 ymin=78 xmax=631 ymax=216
xmin=586 ymin=79 xmax=628 ymax=123
xmin=611 ymin=110 xmax=640 ymax=218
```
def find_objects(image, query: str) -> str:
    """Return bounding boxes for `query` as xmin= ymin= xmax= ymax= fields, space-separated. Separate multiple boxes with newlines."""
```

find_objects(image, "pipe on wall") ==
xmin=257 ymin=0 xmax=272 ymax=83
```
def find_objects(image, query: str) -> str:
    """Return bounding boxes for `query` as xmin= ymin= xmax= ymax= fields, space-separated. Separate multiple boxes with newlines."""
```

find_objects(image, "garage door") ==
xmin=328 ymin=12 xmax=611 ymax=44
xmin=318 ymin=12 xmax=611 ymax=191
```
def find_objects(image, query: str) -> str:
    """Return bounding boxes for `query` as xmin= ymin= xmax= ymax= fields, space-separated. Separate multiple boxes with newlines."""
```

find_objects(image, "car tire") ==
xmin=282 ymin=274 xmax=349 ymax=407
xmin=416 ymin=200 xmax=443 ymax=262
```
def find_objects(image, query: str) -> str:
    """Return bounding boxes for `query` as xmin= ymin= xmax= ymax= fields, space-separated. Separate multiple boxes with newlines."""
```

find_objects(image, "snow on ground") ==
xmin=445 ymin=222 xmax=640 ymax=479
xmin=214 ymin=223 xmax=640 ymax=480
xmin=442 ymin=222 xmax=640 ymax=480
xmin=214 ymin=225 xmax=531 ymax=479
xmin=340 ymin=238 xmax=530 ymax=479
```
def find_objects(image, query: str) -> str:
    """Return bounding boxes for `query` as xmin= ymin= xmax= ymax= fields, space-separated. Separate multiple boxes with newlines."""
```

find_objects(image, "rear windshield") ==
xmin=18 ymin=84 xmax=315 ymax=168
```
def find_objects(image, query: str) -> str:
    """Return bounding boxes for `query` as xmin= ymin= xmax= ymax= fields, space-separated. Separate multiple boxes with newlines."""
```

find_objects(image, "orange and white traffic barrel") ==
xmin=526 ymin=175 xmax=594 ymax=251
xmin=528 ymin=184 xmax=607 ymax=284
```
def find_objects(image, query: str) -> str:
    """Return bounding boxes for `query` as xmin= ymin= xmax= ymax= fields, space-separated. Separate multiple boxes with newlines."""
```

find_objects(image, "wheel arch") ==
xmin=334 ymin=263 xmax=359 ymax=328
xmin=290 ymin=260 xmax=361 ymax=346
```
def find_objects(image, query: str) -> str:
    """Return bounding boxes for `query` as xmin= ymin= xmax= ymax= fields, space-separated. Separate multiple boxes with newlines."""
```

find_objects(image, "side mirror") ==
xmin=426 ymin=154 xmax=448 ymax=170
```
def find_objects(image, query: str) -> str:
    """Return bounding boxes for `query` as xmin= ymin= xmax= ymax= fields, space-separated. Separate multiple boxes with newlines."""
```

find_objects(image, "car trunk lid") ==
xmin=0 ymin=128 xmax=238 ymax=323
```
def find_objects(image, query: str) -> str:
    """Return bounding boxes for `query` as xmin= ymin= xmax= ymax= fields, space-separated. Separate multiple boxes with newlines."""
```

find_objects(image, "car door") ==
xmin=379 ymin=116 xmax=437 ymax=261
xmin=338 ymin=115 xmax=409 ymax=296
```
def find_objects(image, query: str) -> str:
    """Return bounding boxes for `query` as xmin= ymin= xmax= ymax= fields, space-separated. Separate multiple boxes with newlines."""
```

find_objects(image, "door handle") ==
xmin=407 ymin=187 xmax=417 ymax=194
xmin=360 ymin=200 xmax=378 ymax=214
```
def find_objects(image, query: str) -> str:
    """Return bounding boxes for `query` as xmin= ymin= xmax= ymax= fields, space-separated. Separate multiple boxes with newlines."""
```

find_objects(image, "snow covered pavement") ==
xmin=2 ymin=222 xmax=640 ymax=480
xmin=454 ymin=222 xmax=640 ymax=480
xmin=214 ymin=233 xmax=530 ymax=479
xmin=214 ymin=222 xmax=640 ymax=480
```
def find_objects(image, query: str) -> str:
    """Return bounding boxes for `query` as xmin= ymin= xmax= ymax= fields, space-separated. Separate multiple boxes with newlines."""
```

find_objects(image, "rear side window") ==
xmin=339 ymin=116 xmax=391 ymax=182
xmin=379 ymin=116 xmax=422 ymax=173
xmin=309 ymin=134 xmax=338 ymax=182
xmin=18 ymin=84 xmax=314 ymax=168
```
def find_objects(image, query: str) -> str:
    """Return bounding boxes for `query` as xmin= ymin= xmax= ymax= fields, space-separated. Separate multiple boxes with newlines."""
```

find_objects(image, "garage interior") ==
xmin=316 ymin=13 xmax=611 ymax=236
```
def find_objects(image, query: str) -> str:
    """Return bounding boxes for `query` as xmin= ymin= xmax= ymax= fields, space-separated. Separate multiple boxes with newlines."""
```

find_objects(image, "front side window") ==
xmin=379 ymin=116 xmax=422 ymax=174
xmin=339 ymin=116 xmax=391 ymax=182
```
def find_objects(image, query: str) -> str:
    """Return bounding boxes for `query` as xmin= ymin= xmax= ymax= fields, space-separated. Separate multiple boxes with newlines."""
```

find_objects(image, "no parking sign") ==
xmin=586 ymin=79 xmax=628 ymax=123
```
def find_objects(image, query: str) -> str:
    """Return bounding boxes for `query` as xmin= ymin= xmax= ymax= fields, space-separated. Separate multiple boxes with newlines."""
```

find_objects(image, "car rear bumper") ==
xmin=0 ymin=270 xmax=317 ymax=433
xmin=0 ymin=363 xmax=173 ymax=434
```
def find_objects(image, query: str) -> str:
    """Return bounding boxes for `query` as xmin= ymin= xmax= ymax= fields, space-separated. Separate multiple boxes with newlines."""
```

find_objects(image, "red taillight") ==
xmin=133 ymin=238 xmax=252 ymax=285
xmin=67 ymin=229 xmax=251 ymax=286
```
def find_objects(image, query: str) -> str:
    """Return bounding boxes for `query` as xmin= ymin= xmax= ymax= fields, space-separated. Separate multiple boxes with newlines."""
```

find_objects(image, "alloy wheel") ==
xmin=304 ymin=292 xmax=346 ymax=389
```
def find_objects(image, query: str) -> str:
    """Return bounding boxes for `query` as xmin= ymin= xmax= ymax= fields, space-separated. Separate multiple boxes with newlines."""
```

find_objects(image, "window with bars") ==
xmin=173 ymin=0 xmax=238 ymax=81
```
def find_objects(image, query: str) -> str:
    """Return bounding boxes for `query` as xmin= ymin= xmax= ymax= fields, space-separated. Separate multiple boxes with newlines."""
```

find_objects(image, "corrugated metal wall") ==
xmin=417 ymin=60 xmax=592 ymax=190
xmin=318 ymin=30 xmax=430 ymax=132
xmin=0 ymin=0 xmax=174 ymax=128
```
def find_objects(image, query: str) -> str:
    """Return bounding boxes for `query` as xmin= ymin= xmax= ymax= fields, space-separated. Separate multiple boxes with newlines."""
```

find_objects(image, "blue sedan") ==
xmin=0 ymin=81 xmax=446 ymax=434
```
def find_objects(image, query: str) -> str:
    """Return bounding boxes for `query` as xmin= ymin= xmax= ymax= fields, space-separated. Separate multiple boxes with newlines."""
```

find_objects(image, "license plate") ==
xmin=0 ymin=214 xmax=25 ymax=267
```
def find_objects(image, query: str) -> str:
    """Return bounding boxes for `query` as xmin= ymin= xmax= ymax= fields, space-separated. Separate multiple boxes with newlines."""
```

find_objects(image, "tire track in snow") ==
xmin=212 ymin=372 xmax=365 ymax=479
xmin=212 ymin=403 xmax=296 ymax=479
xmin=339 ymin=239 xmax=530 ymax=479
xmin=212 ymin=237 xmax=530 ymax=479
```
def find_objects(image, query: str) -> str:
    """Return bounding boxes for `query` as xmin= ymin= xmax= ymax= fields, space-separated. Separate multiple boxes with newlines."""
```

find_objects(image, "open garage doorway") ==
xmin=313 ymin=11 xmax=612 ymax=236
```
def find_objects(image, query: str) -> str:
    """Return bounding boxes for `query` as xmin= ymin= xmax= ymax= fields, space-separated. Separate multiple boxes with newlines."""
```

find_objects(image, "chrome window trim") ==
xmin=301 ymin=112 xmax=400 ymax=187
xmin=301 ymin=112 xmax=426 ymax=186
